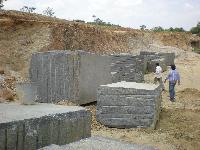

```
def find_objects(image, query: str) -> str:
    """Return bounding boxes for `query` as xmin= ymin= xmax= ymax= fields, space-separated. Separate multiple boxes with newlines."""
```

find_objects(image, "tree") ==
xmin=73 ymin=19 xmax=85 ymax=23
xmin=190 ymin=22 xmax=200 ymax=36
xmin=20 ymin=6 xmax=36 ymax=13
xmin=166 ymin=27 xmax=185 ymax=32
xmin=173 ymin=27 xmax=185 ymax=32
xmin=87 ymin=15 xmax=121 ymax=27
xmin=94 ymin=18 xmax=104 ymax=24
xmin=151 ymin=26 xmax=164 ymax=32
xmin=0 ymin=0 xmax=7 ymax=9
xmin=140 ymin=25 xmax=146 ymax=30
xmin=43 ymin=7 xmax=55 ymax=17
xmin=168 ymin=27 xmax=174 ymax=32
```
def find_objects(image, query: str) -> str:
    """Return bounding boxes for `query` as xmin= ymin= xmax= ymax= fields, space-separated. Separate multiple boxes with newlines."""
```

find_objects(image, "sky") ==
xmin=3 ymin=0 xmax=200 ymax=30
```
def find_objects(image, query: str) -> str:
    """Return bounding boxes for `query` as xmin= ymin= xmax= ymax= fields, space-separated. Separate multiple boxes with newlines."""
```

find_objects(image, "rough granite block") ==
xmin=30 ymin=50 xmax=145 ymax=105
xmin=96 ymin=81 xmax=162 ymax=129
xmin=0 ymin=103 xmax=91 ymax=150
xmin=147 ymin=58 xmax=167 ymax=73
xmin=140 ymin=51 xmax=175 ymax=73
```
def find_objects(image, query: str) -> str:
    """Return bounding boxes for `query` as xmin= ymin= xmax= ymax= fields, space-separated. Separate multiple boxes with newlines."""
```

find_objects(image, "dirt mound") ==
xmin=177 ymin=88 xmax=200 ymax=103
xmin=0 ymin=69 xmax=16 ymax=102
xmin=178 ymin=88 xmax=200 ymax=97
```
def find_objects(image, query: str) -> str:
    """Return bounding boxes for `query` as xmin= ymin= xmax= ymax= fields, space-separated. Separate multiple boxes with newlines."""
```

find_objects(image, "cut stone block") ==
xmin=96 ymin=81 xmax=162 ymax=129
xmin=147 ymin=58 xmax=167 ymax=73
xmin=40 ymin=136 xmax=156 ymax=150
xmin=110 ymin=54 xmax=144 ymax=83
xmin=140 ymin=51 xmax=175 ymax=73
xmin=0 ymin=103 xmax=91 ymax=150
xmin=157 ymin=52 xmax=175 ymax=66
xmin=30 ymin=50 xmax=144 ymax=105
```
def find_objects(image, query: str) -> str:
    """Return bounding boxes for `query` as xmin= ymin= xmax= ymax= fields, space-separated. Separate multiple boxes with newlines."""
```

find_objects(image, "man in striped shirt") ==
xmin=164 ymin=65 xmax=180 ymax=102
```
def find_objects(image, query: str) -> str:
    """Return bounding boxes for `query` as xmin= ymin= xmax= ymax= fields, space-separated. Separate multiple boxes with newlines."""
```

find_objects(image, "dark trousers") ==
xmin=169 ymin=82 xmax=176 ymax=99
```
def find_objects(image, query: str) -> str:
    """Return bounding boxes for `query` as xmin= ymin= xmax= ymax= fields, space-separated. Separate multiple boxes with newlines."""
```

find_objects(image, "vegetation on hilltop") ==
xmin=190 ymin=22 xmax=200 ymax=36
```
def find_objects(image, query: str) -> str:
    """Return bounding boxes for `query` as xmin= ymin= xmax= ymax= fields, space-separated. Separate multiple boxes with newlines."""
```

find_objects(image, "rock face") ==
xmin=0 ymin=103 xmax=91 ymax=150
xmin=40 ymin=136 xmax=156 ymax=150
xmin=96 ymin=81 xmax=162 ymax=129
xmin=29 ymin=50 xmax=144 ymax=104
xmin=0 ymin=74 xmax=15 ymax=101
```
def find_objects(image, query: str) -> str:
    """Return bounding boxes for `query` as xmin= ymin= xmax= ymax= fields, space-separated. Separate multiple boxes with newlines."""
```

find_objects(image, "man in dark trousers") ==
xmin=164 ymin=64 xmax=180 ymax=102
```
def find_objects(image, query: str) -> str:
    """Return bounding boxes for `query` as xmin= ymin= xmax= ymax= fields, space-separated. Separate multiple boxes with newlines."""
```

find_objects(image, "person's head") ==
xmin=171 ymin=64 xmax=176 ymax=70
xmin=156 ymin=63 xmax=159 ymax=66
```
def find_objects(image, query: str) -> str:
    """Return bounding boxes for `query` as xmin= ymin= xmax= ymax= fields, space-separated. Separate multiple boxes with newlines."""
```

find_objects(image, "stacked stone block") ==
xmin=30 ymin=51 xmax=79 ymax=103
xmin=110 ymin=54 xmax=144 ymax=83
xmin=147 ymin=58 xmax=167 ymax=73
xmin=0 ymin=103 xmax=91 ymax=150
xmin=140 ymin=51 xmax=175 ymax=73
xmin=30 ymin=50 xmax=145 ymax=104
xmin=96 ymin=81 xmax=162 ymax=129
xmin=157 ymin=52 xmax=175 ymax=66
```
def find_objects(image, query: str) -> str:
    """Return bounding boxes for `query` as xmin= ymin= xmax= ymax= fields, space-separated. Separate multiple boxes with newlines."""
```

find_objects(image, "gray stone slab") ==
xmin=140 ymin=51 xmax=175 ymax=73
xmin=147 ymin=58 xmax=167 ymax=73
xmin=98 ymin=82 xmax=161 ymax=95
xmin=40 ymin=136 xmax=156 ymax=150
xmin=30 ymin=50 xmax=145 ymax=105
xmin=0 ymin=103 xmax=91 ymax=150
xmin=79 ymin=55 xmax=112 ymax=104
xmin=96 ymin=82 xmax=162 ymax=129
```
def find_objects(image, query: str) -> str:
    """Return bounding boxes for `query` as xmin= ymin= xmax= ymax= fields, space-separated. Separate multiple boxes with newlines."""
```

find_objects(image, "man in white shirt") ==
xmin=154 ymin=63 xmax=164 ymax=90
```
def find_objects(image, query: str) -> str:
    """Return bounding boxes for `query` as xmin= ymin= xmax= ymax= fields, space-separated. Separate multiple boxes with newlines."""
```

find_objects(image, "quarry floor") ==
xmin=1 ymin=50 xmax=200 ymax=150
xmin=85 ymin=52 xmax=200 ymax=150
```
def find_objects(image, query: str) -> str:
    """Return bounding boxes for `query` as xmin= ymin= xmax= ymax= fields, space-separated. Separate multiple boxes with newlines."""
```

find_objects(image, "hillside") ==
xmin=0 ymin=10 xmax=200 ymax=77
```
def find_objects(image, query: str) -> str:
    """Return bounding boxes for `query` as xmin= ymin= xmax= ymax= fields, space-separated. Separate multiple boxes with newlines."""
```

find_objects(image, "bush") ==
xmin=190 ymin=22 xmax=200 ymax=36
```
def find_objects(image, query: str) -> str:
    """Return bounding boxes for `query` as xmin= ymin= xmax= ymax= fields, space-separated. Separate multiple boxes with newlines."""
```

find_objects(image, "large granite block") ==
xmin=140 ymin=51 xmax=175 ymax=73
xmin=0 ymin=103 xmax=91 ymax=150
xmin=30 ymin=50 xmax=144 ymax=105
xmin=147 ymin=58 xmax=167 ymax=73
xmin=96 ymin=81 xmax=162 ymax=129
xmin=110 ymin=54 xmax=144 ymax=83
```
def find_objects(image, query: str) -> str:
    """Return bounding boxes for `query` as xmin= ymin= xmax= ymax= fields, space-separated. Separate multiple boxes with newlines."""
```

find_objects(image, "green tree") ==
xmin=88 ymin=15 xmax=121 ymax=27
xmin=190 ymin=22 xmax=200 ymax=36
xmin=173 ymin=27 xmax=185 ymax=32
xmin=166 ymin=27 xmax=185 ymax=32
xmin=168 ymin=27 xmax=174 ymax=32
xmin=43 ymin=7 xmax=55 ymax=17
xmin=20 ymin=6 xmax=36 ymax=13
xmin=140 ymin=25 xmax=146 ymax=30
xmin=73 ymin=19 xmax=85 ymax=23
xmin=0 ymin=0 xmax=7 ymax=9
xmin=151 ymin=26 xmax=164 ymax=32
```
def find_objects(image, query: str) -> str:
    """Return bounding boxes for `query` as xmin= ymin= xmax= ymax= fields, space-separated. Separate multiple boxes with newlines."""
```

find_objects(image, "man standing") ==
xmin=164 ymin=65 xmax=180 ymax=102
xmin=154 ymin=63 xmax=164 ymax=90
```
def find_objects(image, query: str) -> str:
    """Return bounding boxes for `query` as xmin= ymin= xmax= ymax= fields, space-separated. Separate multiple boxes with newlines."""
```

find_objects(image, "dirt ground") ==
xmin=85 ymin=52 xmax=200 ymax=150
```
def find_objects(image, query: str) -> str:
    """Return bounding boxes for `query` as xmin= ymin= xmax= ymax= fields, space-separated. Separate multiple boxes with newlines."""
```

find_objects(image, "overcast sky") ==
xmin=4 ymin=0 xmax=200 ymax=30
